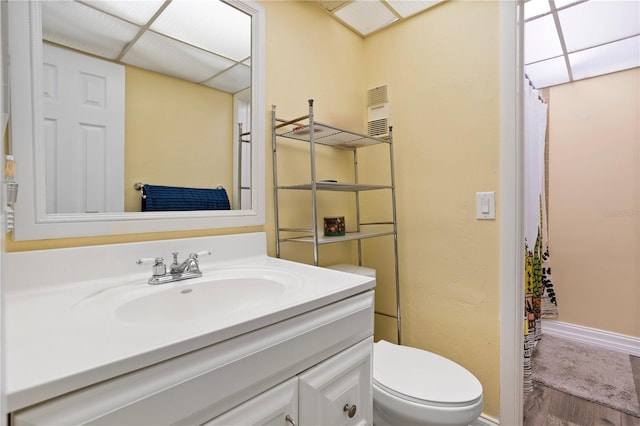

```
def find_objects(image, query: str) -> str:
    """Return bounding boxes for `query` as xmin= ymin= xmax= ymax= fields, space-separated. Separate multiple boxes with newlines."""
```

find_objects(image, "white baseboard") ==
xmin=471 ymin=414 xmax=500 ymax=426
xmin=542 ymin=319 xmax=640 ymax=357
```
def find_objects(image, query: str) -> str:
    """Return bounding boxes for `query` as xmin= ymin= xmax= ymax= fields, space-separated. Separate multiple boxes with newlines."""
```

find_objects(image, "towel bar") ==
xmin=134 ymin=182 xmax=225 ymax=191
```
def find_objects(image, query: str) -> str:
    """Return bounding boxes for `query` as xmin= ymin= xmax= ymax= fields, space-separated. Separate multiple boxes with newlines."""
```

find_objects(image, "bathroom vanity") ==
xmin=4 ymin=233 xmax=374 ymax=425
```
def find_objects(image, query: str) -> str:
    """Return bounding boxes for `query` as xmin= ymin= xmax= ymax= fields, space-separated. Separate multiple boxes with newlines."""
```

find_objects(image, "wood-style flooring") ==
xmin=523 ymin=355 xmax=640 ymax=426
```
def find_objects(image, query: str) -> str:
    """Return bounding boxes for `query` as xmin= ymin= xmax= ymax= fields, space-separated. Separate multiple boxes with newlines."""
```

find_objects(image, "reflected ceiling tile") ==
xmin=334 ymin=0 xmax=399 ymax=36
xmin=554 ymin=0 xmax=587 ymax=9
xmin=203 ymin=64 xmax=251 ymax=94
xmin=559 ymin=0 xmax=640 ymax=52
xmin=524 ymin=15 xmax=563 ymax=64
xmin=122 ymin=31 xmax=235 ymax=83
xmin=569 ymin=36 xmax=640 ymax=80
xmin=385 ymin=0 xmax=443 ymax=19
xmin=151 ymin=0 xmax=251 ymax=61
xmin=525 ymin=56 xmax=569 ymax=88
xmin=42 ymin=1 xmax=140 ymax=59
xmin=316 ymin=1 xmax=350 ymax=12
xmin=81 ymin=0 xmax=165 ymax=26
xmin=524 ymin=0 xmax=550 ymax=20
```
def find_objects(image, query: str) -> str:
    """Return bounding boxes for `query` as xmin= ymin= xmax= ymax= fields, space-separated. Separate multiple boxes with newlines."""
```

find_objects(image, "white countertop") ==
xmin=4 ymin=233 xmax=374 ymax=412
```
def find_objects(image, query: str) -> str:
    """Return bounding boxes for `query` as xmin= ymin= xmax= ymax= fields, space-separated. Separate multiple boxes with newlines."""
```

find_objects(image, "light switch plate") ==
xmin=476 ymin=192 xmax=495 ymax=219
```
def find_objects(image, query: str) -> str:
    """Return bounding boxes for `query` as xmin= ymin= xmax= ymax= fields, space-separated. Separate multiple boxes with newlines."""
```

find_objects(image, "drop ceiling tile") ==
xmin=41 ymin=1 xmax=140 ymax=60
xmin=525 ymin=56 xmax=570 ymax=88
xmin=203 ymin=64 xmax=251 ymax=94
xmin=385 ymin=0 xmax=443 ymax=18
xmin=569 ymin=35 xmax=640 ymax=80
xmin=524 ymin=0 xmax=550 ymax=21
xmin=553 ymin=0 xmax=581 ymax=9
xmin=122 ymin=31 xmax=235 ymax=83
xmin=559 ymin=0 xmax=640 ymax=52
xmin=316 ymin=1 xmax=351 ymax=12
xmin=524 ymin=14 xmax=563 ymax=64
xmin=151 ymin=0 xmax=250 ymax=61
xmin=82 ymin=0 xmax=165 ymax=26
xmin=334 ymin=0 xmax=399 ymax=36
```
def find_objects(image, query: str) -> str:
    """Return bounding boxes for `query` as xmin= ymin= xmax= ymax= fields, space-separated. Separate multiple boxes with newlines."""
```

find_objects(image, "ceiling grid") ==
xmin=315 ymin=0 xmax=640 ymax=89
xmin=45 ymin=0 xmax=640 ymax=91
xmin=42 ymin=0 xmax=252 ymax=94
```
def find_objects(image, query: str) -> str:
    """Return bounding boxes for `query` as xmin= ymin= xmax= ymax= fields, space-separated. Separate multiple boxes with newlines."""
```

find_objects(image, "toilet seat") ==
xmin=373 ymin=340 xmax=483 ymax=407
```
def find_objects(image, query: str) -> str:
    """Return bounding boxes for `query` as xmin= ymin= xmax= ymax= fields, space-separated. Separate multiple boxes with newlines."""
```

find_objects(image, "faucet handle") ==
xmin=136 ymin=257 xmax=166 ymax=277
xmin=136 ymin=256 xmax=164 ymax=264
xmin=189 ymin=250 xmax=212 ymax=259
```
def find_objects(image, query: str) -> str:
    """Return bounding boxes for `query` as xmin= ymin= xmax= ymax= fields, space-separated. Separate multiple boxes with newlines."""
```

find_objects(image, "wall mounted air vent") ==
xmin=367 ymin=84 xmax=389 ymax=138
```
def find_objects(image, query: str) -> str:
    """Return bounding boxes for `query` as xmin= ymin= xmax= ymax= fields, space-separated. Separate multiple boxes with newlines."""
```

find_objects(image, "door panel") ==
xmin=299 ymin=338 xmax=373 ymax=426
xmin=42 ymin=43 xmax=124 ymax=213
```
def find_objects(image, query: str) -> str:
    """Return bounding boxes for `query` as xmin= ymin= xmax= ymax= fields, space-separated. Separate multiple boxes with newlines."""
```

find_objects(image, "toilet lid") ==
xmin=373 ymin=340 xmax=483 ymax=406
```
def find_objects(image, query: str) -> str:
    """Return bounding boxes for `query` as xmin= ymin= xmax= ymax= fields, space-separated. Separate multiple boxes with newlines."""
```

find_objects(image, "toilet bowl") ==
xmin=373 ymin=340 xmax=483 ymax=426
xmin=324 ymin=264 xmax=483 ymax=425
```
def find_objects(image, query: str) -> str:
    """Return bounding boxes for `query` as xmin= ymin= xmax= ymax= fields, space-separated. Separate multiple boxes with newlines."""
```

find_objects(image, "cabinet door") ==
xmin=203 ymin=377 xmax=298 ymax=426
xmin=298 ymin=338 xmax=372 ymax=426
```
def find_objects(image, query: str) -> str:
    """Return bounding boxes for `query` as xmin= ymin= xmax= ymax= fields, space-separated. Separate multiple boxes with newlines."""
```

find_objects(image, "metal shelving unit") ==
xmin=237 ymin=123 xmax=251 ymax=210
xmin=271 ymin=99 xmax=402 ymax=344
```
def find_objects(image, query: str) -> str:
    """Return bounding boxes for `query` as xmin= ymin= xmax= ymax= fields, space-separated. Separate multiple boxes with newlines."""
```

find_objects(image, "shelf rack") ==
xmin=271 ymin=99 xmax=402 ymax=344
xmin=237 ymin=123 xmax=251 ymax=210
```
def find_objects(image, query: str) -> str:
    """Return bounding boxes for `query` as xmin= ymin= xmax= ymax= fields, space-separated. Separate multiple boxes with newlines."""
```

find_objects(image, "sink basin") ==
xmin=73 ymin=267 xmax=304 ymax=323
xmin=117 ymin=277 xmax=288 ymax=323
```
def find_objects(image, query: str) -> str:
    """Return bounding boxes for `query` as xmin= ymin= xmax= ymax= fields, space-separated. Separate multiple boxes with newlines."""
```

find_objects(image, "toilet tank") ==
xmin=325 ymin=264 xmax=376 ymax=278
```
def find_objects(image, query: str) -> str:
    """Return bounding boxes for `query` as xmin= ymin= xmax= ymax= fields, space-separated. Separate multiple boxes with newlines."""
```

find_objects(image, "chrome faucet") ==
xmin=137 ymin=251 xmax=211 ymax=285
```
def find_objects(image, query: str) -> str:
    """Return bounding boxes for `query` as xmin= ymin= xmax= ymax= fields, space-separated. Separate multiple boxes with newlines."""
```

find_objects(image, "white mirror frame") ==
xmin=8 ymin=0 xmax=265 ymax=241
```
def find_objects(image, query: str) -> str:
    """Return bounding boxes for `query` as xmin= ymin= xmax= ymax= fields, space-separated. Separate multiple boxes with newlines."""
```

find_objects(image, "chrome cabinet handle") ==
xmin=285 ymin=414 xmax=297 ymax=426
xmin=343 ymin=403 xmax=357 ymax=418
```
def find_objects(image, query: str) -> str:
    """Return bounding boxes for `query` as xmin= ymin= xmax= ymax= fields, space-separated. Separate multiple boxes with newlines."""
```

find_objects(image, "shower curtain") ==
xmin=523 ymin=80 xmax=558 ymax=393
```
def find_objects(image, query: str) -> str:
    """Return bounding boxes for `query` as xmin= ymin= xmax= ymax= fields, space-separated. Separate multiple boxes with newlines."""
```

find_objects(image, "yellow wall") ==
xmin=363 ymin=1 xmax=501 ymax=417
xmin=262 ymin=0 xmax=366 ymax=268
xmin=5 ymin=0 xmax=504 ymax=419
xmin=125 ymin=66 xmax=234 ymax=212
xmin=548 ymin=68 xmax=640 ymax=338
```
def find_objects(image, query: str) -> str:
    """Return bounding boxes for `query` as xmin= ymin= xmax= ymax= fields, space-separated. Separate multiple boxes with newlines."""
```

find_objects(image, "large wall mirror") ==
xmin=8 ymin=0 xmax=265 ymax=240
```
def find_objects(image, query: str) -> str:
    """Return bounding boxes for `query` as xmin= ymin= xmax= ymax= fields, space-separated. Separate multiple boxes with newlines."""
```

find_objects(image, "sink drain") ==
xmin=180 ymin=288 xmax=193 ymax=294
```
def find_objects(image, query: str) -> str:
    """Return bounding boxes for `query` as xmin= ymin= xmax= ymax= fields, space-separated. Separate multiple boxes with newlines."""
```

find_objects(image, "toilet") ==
xmin=326 ymin=265 xmax=484 ymax=426
xmin=373 ymin=340 xmax=483 ymax=426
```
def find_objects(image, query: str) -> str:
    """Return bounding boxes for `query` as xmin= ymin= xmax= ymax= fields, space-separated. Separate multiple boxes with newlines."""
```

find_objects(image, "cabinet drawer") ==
xmin=203 ymin=377 xmax=298 ymax=426
xmin=298 ymin=337 xmax=373 ymax=426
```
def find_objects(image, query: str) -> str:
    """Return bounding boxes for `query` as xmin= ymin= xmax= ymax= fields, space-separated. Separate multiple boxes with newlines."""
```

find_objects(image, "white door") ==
xmin=298 ymin=338 xmax=373 ymax=426
xmin=203 ymin=377 xmax=298 ymax=426
xmin=42 ymin=43 xmax=124 ymax=213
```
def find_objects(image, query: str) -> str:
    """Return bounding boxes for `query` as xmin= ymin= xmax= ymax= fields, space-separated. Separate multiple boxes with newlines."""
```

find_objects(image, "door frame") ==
xmin=499 ymin=0 xmax=525 ymax=425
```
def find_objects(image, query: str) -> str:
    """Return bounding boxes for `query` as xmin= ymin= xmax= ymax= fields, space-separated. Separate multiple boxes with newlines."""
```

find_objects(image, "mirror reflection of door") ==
xmin=43 ymin=44 xmax=125 ymax=213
